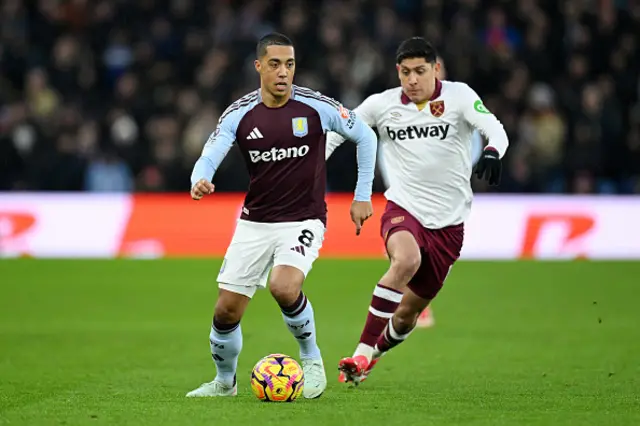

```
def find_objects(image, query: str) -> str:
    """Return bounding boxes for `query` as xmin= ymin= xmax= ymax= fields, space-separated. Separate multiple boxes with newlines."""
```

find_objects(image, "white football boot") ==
xmin=301 ymin=358 xmax=327 ymax=398
xmin=186 ymin=379 xmax=237 ymax=397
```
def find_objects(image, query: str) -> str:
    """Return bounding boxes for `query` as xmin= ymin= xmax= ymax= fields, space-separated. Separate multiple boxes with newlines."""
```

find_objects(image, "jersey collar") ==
xmin=257 ymin=87 xmax=295 ymax=106
xmin=400 ymin=78 xmax=442 ymax=105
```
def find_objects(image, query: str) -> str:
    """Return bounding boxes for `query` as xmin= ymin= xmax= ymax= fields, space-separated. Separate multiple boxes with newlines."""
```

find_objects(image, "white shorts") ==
xmin=217 ymin=218 xmax=325 ymax=298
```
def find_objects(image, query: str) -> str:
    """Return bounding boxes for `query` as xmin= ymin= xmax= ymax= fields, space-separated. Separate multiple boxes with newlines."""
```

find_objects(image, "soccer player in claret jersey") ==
xmin=187 ymin=33 xmax=377 ymax=398
xmin=326 ymin=37 xmax=509 ymax=385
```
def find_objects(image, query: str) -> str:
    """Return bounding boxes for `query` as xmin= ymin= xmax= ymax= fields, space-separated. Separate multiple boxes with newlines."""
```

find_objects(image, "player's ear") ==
xmin=434 ymin=61 xmax=441 ymax=75
xmin=254 ymin=59 xmax=261 ymax=74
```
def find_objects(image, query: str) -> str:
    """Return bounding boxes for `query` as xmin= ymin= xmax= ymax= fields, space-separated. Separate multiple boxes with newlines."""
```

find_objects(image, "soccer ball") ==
xmin=250 ymin=353 xmax=304 ymax=402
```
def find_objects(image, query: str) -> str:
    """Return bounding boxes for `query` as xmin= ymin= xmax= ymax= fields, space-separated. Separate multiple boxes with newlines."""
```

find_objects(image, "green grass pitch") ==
xmin=1 ymin=259 xmax=639 ymax=425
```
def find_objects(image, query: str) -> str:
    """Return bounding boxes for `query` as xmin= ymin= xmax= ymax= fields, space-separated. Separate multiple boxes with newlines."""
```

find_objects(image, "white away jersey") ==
xmin=326 ymin=80 xmax=509 ymax=229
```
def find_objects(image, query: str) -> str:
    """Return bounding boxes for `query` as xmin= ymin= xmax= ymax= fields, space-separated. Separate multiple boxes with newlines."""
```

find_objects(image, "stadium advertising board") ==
xmin=0 ymin=193 xmax=637 ymax=259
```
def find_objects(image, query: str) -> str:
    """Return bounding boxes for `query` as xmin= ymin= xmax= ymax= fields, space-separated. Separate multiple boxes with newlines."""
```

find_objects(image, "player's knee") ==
xmin=390 ymin=251 xmax=421 ymax=281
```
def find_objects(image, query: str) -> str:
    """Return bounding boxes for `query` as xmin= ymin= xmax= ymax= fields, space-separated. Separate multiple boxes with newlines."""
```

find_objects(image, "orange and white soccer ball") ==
xmin=250 ymin=353 xmax=304 ymax=402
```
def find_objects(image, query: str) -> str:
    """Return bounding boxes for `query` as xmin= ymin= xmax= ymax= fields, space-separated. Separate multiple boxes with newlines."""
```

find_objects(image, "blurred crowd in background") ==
xmin=1 ymin=0 xmax=639 ymax=194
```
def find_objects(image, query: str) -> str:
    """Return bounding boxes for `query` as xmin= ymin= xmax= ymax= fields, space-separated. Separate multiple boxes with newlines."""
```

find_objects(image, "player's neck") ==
xmin=261 ymin=87 xmax=291 ymax=108
xmin=415 ymin=95 xmax=430 ymax=105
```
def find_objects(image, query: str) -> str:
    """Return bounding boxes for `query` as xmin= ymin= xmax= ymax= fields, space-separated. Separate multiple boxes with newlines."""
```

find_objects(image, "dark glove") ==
xmin=474 ymin=147 xmax=502 ymax=186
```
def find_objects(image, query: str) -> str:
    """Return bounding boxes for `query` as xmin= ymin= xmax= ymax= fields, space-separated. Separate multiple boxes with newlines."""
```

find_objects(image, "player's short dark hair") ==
xmin=256 ymin=32 xmax=294 ymax=58
xmin=395 ymin=37 xmax=437 ymax=65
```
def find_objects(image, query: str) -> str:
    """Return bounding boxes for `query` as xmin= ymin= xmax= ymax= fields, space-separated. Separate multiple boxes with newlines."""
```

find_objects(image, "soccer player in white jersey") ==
xmin=367 ymin=55 xmax=486 ymax=330
xmin=326 ymin=37 xmax=509 ymax=385
xmin=186 ymin=33 xmax=377 ymax=398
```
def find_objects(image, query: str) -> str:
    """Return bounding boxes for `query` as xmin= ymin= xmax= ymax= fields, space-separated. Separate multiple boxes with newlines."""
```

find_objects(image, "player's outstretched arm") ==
xmin=329 ymin=105 xmax=377 ymax=235
xmin=190 ymin=111 xmax=237 ymax=200
xmin=459 ymin=84 xmax=509 ymax=186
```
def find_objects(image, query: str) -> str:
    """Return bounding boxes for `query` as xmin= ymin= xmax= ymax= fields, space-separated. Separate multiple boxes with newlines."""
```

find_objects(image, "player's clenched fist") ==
xmin=191 ymin=179 xmax=215 ymax=200
xmin=474 ymin=147 xmax=502 ymax=186
xmin=350 ymin=200 xmax=373 ymax=236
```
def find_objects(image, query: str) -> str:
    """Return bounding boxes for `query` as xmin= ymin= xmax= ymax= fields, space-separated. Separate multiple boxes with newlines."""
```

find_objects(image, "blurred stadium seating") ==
xmin=0 ymin=0 xmax=639 ymax=195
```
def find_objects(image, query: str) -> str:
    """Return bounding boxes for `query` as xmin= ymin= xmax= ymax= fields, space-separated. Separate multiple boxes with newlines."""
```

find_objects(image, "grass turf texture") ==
xmin=1 ymin=259 xmax=639 ymax=426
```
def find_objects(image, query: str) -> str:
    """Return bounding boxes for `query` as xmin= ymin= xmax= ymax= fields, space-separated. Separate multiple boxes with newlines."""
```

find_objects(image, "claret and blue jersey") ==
xmin=191 ymin=85 xmax=376 ymax=225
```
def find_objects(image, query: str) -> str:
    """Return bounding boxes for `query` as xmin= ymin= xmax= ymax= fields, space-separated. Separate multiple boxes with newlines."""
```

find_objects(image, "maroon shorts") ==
xmin=380 ymin=201 xmax=464 ymax=300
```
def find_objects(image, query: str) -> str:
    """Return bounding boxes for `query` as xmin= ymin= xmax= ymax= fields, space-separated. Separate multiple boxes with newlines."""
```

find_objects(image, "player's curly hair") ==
xmin=396 ymin=37 xmax=438 ymax=64
xmin=256 ymin=32 xmax=294 ymax=58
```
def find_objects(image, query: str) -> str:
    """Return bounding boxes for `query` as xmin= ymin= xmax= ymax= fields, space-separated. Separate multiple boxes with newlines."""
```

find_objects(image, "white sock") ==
xmin=281 ymin=293 xmax=321 ymax=360
xmin=354 ymin=343 xmax=374 ymax=361
xmin=209 ymin=322 xmax=242 ymax=387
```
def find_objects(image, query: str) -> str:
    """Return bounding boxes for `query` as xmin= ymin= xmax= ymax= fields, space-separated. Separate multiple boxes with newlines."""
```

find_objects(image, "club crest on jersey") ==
xmin=429 ymin=100 xmax=445 ymax=117
xmin=292 ymin=117 xmax=308 ymax=138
